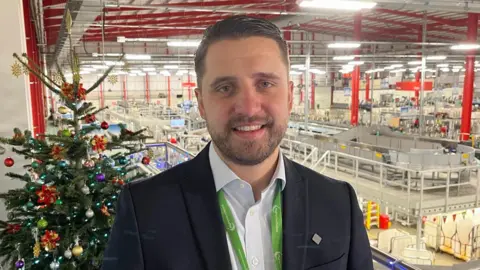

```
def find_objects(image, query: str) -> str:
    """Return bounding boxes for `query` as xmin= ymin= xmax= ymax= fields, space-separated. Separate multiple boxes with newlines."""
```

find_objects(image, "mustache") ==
xmin=227 ymin=115 xmax=274 ymax=128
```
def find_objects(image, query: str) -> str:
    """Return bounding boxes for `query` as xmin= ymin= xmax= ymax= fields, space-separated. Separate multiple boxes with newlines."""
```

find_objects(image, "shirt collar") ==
xmin=209 ymin=143 xmax=286 ymax=192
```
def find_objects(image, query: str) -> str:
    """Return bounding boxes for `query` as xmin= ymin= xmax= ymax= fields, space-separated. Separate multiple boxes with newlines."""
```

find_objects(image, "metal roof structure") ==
xmin=37 ymin=0 xmax=480 ymax=69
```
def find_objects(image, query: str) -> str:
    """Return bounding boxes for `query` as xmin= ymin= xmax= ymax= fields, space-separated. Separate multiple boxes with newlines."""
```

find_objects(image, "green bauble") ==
xmin=118 ymin=157 xmax=127 ymax=165
xmin=88 ymin=173 xmax=95 ymax=180
xmin=55 ymin=199 xmax=63 ymax=205
xmin=62 ymin=129 xmax=71 ymax=137
xmin=26 ymin=201 xmax=34 ymax=208
xmin=37 ymin=218 xmax=48 ymax=229
xmin=58 ymin=161 xmax=68 ymax=168
xmin=31 ymin=161 xmax=39 ymax=168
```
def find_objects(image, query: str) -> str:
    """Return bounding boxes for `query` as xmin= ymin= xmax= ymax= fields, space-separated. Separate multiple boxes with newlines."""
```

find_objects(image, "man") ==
xmin=102 ymin=16 xmax=373 ymax=270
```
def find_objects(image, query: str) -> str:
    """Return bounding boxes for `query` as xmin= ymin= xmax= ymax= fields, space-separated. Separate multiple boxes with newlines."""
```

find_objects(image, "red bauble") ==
xmin=170 ymin=138 xmax=177 ymax=144
xmin=100 ymin=121 xmax=109 ymax=130
xmin=84 ymin=114 xmax=96 ymax=124
xmin=4 ymin=157 xmax=14 ymax=167
xmin=141 ymin=157 xmax=150 ymax=165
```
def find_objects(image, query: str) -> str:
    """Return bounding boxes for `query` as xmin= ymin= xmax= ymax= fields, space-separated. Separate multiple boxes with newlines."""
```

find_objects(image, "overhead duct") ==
xmin=49 ymin=0 xmax=103 ymax=68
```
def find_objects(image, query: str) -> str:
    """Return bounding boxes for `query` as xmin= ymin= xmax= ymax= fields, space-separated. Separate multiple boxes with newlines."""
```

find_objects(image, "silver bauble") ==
xmin=81 ymin=185 xmax=90 ymax=195
xmin=50 ymin=261 xmax=60 ymax=269
xmin=64 ymin=249 xmax=72 ymax=259
xmin=86 ymin=208 xmax=94 ymax=218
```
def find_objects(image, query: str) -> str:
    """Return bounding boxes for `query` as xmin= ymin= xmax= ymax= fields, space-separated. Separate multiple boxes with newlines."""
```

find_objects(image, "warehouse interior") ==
xmin=4 ymin=0 xmax=480 ymax=269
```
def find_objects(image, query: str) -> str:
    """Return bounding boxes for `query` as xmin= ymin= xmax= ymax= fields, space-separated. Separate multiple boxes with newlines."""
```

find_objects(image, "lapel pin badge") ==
xmin=312 ymin=233 xmax=322 ymax=245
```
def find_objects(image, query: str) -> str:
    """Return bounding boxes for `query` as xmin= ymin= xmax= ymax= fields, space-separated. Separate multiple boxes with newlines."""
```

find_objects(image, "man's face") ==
xmin=196 ymin=36 xmax=292 ymax=165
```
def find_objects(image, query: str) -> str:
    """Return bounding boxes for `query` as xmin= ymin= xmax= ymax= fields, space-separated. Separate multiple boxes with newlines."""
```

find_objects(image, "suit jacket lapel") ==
xmin=282 ymin=157 xmax=308 ymax=270
xmin=180 ymin=144 xmax=231 ymax=270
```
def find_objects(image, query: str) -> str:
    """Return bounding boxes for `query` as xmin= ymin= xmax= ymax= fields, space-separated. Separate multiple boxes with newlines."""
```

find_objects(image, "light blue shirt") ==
xmin=209 ymin=143 xmax=286 ymax=270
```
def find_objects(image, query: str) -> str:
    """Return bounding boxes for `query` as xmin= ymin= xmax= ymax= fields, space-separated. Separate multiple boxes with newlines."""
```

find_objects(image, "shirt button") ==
xmin=240 ymin=183 xmax=245 ymax=189
xmin=249 ymin=209 xmax=255 ymax=216
xmin=251 ymin=256 xmax=259 ymax=266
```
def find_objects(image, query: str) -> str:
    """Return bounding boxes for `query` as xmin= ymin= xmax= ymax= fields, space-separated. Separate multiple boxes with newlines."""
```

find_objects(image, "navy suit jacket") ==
xmin=102 ymin=145 xmax=373 ymax=270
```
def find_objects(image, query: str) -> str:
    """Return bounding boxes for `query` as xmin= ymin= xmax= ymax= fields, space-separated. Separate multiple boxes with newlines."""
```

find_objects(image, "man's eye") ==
xmin=217 ymin=85 xmax=232 ymax=93
xmin=258 ymin=81 xmax=274 ymax=88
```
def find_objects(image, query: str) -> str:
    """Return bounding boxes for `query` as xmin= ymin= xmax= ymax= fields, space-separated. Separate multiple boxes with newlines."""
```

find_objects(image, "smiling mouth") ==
xmin=233 ymin=125 xmax=265 ymax=131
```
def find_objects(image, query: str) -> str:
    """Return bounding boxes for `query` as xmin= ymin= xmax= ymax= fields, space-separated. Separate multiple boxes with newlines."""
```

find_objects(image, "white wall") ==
xmin=0 ymin=1 xmax=31 ymax=220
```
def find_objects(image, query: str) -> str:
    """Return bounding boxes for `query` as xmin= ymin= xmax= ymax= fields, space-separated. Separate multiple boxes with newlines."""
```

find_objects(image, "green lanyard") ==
xmin=218 ymin=181 xmax=283 ymax=270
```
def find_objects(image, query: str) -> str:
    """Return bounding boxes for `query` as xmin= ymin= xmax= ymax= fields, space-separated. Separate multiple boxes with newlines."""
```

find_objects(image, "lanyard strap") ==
xmin=218 ymin=181 xmax=283 ymax=270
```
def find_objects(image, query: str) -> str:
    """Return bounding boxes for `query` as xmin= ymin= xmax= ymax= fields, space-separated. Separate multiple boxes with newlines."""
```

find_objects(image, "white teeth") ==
xmin=235 ymin=125 xmax=262 ymax=131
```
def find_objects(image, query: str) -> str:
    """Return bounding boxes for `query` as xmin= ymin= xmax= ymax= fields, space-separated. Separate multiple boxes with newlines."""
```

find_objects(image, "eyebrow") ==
xmin=250 ymin=72 xmax=281 ymax=81
xmin=209 ymin=76 xmax=237 ymax=89
xmin=209 ymin=72 xmax=281 ymax=89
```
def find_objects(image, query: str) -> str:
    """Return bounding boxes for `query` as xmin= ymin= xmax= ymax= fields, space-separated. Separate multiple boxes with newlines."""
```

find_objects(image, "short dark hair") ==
xmin=194 ymin=15 xmax=289 ymax=88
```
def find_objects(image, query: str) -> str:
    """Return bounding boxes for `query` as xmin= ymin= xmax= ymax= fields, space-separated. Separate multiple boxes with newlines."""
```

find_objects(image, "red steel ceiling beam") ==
xmin=82 ymin=29 xmax=204 ymax=42
xmin=363 ymin=16 xmax=465 ymax=35
xmin=43 ymin=8 xmax=64 ymax=18
xmin=84 ymin=21 xmax=219 ymax=35
xmin=42 ymin=0 xmax=66 ymax=7
xmin=374 ymin=8 xmax=466 ymax=26
xmin=45 ymin=18 xmax=62 ymax=27
xmin=160 ymin=0 xmax=283 ymax=7
xmin=100 ymin=11 xmax=215 ymax=21
xmin=305 ymin=19 xmax=458 ymax=41
xmin=299 ymin=25 xmax=417 ymax=42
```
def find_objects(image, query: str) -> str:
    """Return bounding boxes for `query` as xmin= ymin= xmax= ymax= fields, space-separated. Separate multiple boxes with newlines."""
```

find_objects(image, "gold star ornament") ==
xmin=11 ymin=61 xmax=22 ymax=78
xmin=108 ymin=75 xmax=118 ymax=85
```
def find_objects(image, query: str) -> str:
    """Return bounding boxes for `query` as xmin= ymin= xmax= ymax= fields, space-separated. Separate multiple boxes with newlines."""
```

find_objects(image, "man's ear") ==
xmin=195 ymin=88 xmax=206 ymax=119
xmin=288 ymin=81 xmax=294 ymax=112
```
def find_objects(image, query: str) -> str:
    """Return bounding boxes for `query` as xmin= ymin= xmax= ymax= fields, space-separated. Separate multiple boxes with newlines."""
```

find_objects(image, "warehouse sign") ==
xmin=395 ymin=81 xmax=433 ymax=91
xmin=182 ymin=82 xmax=196 ymax=87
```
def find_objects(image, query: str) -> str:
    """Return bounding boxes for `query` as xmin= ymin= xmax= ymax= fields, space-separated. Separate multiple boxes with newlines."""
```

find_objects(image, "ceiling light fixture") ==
xmin=309 ymin=69 xmax=326 ymax=74
xmin=390 ymin=64 xmax=404 ymax=68
xmin=426 ymin=56 xmax=447 ymax=60
xmin=408 ymin=61 xmax=422 ymax=65
xmin=92 ymin=53 xmax=123 ymax=57
xmin=160 ymin=71 xmax=171 ymax=77
xmin=167 ymin=41 xmax=201 ymax=47
xmin=333 ymin=55 xmax=355 ymax=61
xmin=299 ymin=0 xmax=377 ymax=11
xmin=290 ymin=71 xmax=302 ymax=75
xmin=451 ymin=44 xmax=480 ymax=50
xmin=125 ymin=54 xmax=151 ymax=60
xmin=164 ymin=65 xmax=179 ymax=69
xmin=328 ymin=43 xmax=361 ymax=49
xmin=437 ymin=64 xmax=449 ymax=67
xmin=348 ymin=61 xmax=364 ymax=65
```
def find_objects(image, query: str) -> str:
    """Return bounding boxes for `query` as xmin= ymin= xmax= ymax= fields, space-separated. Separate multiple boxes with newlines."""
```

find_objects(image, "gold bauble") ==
xmin=58 ymin=106 xmax=68 ymax=114
xmin=72 ymin=245 xmax=83 ymax=257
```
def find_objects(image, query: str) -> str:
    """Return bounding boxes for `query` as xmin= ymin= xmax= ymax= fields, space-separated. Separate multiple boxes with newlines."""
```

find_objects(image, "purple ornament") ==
xmin=95 ymin=173 xmax=105 ymax=182
xmin=15 ymin=260 xmax=24 ymax=268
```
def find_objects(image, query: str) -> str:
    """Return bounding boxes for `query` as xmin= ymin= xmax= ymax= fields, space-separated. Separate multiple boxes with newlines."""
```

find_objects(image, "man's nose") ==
xmin=233 ymin=86 xmax=261 ymax=117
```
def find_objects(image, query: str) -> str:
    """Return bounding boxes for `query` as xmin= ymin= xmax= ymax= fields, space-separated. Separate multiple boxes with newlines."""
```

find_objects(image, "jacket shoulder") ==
xmin=126 ymin=158 xmax=195 ymax=192
xmin=291 ymin=160 xmax=349 ymax=189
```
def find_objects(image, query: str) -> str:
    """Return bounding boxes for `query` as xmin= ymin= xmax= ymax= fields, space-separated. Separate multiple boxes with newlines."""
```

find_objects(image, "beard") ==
xmin=206 ymin=114 xmax=287 ymax=166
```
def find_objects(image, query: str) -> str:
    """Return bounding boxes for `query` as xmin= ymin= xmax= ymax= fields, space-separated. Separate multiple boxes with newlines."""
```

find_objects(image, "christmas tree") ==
xmin=0 ymin=9 xmax=150 ymax=270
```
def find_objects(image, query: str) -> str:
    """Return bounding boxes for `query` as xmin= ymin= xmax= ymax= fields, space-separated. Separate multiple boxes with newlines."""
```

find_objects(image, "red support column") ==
xmin=23 ymin=0 xmax=45 ymax=137
xmin=145 ymin=74 xmax=150 ymax=103
xmin=351 ymin=13 xmax=362 ymax=126
xmin=460 ymin=13 xmax=479 ymax=141
xmin=365 ymin=74 xmax=370 ymax=101
xmin=188 ymin=74 xmax=192 ymax=100
xmin=415 ymin=31 xmax=422 ymax=107
xmin=299 ymin=74 xmax=304 ymax=104
xmin=122 ymin=75 xmax=127 ymax=101
xmin=167 ymin=76 xmax=171 ymax=107
xmin=311 ymin=74 xmax=315 ymax=110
